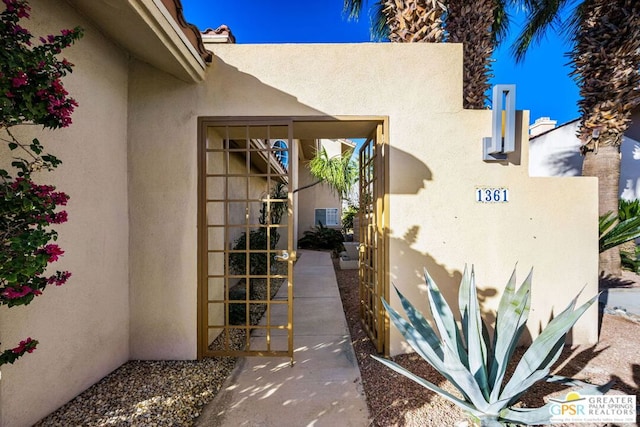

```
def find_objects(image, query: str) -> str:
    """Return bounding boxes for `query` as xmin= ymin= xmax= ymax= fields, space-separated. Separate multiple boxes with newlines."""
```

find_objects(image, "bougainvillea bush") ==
xmin=0 ymin=0 xmax=82 ymax=366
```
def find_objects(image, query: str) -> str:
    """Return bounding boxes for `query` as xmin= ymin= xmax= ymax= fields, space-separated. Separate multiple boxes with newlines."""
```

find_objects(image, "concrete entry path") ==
xmin=195 ymin=250 xmax=370 ymax=427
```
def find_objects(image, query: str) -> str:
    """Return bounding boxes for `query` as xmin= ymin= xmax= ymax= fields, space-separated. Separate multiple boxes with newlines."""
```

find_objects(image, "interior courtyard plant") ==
xmin=374 ymin=266 xmax=610 ymax=426
xmin=0 ymin=0 xmax=82 ymax=366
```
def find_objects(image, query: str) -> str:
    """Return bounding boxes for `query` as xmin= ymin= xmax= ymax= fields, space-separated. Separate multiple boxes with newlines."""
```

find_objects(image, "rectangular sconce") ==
xmin=483 ymin=84 xmax=516 ymax=161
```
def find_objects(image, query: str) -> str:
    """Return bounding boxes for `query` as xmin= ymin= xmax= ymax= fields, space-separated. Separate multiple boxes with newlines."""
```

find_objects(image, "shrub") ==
xmin=341 ymin=204 xmax=358 ymax=234
xmin=229 ymin=228 xmax=279 ymax=276
xmin=599 ymin=211 xmax=640 ymax=253
xmin=621 ymin=246 xmax=640 ymax=273
xmin=297 ymin=222 xmax=345 ymax=256
xmin=618 ymin=198 xmax=640 ymax=221
xmin=228 ymin=184 xmax=287 ymax=276
xmin=0 ymin=0 xmax=82 ymax=366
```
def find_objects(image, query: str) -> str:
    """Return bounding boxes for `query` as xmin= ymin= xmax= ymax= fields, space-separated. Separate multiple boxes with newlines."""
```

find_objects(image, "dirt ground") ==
xmin=332 ymin=258 xmax=640 ymax=427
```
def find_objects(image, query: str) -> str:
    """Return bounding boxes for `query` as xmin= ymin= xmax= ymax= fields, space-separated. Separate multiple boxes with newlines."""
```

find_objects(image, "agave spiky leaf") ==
xmin=423 ymin=268 xmax=468 ymax=367
xmin=494 ymin=290 xmax=599 ymax=409
xmin=371 ymin=354 xmax=484 ymax=418
xmin=458 ymin=265 xmax=490 ymax=400
xmin=488 ymin=268 xmax=532 ymax=403
xmin=395 ymin=286 xmax=443 ymax=360
xmin=499 ymin=381 xmax=614 ymax=425
xmin=375 ymin=265 xmax=606 ymax=426
xmin=383 ymin=291 xmax=483 ymax=407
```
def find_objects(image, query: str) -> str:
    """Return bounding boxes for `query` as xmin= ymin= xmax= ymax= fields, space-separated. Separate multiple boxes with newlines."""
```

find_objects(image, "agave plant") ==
xmin=373 ymin=266 xmax=611 ymax=426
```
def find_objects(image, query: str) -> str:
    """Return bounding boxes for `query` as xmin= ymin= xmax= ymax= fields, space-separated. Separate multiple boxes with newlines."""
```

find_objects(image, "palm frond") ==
xmin=343 ymin=0 xmax=366 ymax=20
xmin=308 ymin=147 xmax=358 ymax=198
xmin=599 ymin=211 xmax=640 ymax=253
xmin=510 ymin=0 xmax=572 ymax=63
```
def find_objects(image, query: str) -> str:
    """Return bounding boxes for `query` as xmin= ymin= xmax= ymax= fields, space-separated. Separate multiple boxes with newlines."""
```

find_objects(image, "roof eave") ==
xmin=68 ymin=0 xmax=212 ymax=83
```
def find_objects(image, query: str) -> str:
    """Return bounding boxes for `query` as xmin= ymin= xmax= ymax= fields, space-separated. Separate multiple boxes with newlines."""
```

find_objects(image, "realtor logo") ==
xmin=550 ymin=392 xmax=636 ymax=423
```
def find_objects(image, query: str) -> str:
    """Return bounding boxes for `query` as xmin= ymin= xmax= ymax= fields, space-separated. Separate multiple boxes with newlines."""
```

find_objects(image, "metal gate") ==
xmin=358 ymin=123 xmax=388 ymax=355
xmin=198 ymin=119 xmax=294 ymax=359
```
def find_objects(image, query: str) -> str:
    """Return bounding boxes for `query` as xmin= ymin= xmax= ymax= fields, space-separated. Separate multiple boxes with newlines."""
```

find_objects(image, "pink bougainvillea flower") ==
xmin=1 ymin=286 xmax=41 ymax=300
xmin=40 ymin=244 xmax=64 ymax=262
xmin=47 ymin=271 xmax=71 ymax=286
xmin=1 ymin=288 xmax=22 ymax=299
xmin=11 ymin=71 xmax=28 ymax=88
xmin=51 ymin=191 xmax=69 ymax=206
xmin=51 ymin=211 xmax=68 ymax=224
xmin=43 ymin=211 xmax=68 ymax=224
xmin=11 ymin=338 xmax=36 ymax=355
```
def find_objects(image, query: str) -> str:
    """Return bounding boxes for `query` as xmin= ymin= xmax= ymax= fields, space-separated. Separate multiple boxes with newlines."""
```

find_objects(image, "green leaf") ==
xmin=29 ymin=138 xmax=43 ymax=154
xmin=600 ymin=215 xmax=640 ymax=253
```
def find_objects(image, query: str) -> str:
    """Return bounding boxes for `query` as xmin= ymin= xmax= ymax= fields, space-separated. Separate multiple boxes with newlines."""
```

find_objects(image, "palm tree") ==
xmin=294 ymin=147 xmax=358 ymax=198
xmin=343 ymin=0 xmax=509 ymax=109
xmin=512 ymin=0 xmax=640 ymax=276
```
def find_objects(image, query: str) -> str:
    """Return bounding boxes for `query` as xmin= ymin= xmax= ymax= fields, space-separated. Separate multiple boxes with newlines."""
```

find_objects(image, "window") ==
xmin=315 ymin=208 xmax=339 ymax=227
xmin=272 ymin=140 xmax=288 ymax=168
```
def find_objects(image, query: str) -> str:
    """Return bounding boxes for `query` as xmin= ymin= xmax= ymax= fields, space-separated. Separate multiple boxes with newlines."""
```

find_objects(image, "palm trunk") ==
xmin=582 ymin=144 xmax=621 ymax=276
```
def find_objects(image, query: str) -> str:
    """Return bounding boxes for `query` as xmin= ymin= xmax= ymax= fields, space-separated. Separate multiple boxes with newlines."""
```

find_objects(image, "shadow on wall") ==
xmin=545 ymin=148 xmax=583 ymax=176
xmin=387 ymin=146 xmax=432 ymax=194
xmin=387 ymin=225 xmax=531 ymax=350
xmin=207 ymin=55 xmax=327 ymax=116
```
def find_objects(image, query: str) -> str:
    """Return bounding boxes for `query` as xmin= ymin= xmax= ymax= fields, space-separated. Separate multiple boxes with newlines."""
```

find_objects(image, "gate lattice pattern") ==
xmin=198 ymin=121 xmax=294 ymax=359
xmin=358 ymin=125 xmax=387 ymax=355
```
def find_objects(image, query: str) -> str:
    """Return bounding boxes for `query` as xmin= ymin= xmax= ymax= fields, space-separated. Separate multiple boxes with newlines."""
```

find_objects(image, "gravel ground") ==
xmin=34 ymin=357 xmax=238 ymax=426
xmin=35 ymin=257 xmax=639 ymax=426
xmin=36 ymin=268 xmax=287 ymax=426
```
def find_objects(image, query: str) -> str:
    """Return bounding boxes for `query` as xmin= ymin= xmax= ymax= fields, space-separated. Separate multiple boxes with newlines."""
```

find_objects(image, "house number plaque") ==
xmin=476 ymin=187 xmax=509 ymax=203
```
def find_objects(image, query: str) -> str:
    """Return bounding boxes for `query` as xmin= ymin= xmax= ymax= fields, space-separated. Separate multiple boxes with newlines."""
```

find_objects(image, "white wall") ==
xmin=529 ymin=119 xmax=640 ymax=201
xmin=0 ymin=1 xmax=130 ymax=425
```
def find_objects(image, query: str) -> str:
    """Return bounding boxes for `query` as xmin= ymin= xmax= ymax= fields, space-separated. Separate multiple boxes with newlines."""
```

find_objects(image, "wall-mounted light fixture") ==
xmin=483 ymin=85 xmax=516 ymax=161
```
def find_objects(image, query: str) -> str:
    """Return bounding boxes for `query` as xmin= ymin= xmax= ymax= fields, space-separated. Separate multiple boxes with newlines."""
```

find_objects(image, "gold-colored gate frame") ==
xmin=196 ymin=116 xmax=389 ymax=360
xmin=358 ymin=122 xmax=390 ymax=356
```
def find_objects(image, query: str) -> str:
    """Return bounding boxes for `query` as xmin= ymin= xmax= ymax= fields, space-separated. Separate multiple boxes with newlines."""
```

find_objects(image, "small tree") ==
xmin=0 ymin=0 xmax=82 ymax=366
xmin=295 ymin=147 xmax=358 ymax=198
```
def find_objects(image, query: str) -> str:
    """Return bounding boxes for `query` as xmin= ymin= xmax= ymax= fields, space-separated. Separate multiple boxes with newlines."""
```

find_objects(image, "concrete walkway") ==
xmin=195 ymin=250 xmax=370 ymax=427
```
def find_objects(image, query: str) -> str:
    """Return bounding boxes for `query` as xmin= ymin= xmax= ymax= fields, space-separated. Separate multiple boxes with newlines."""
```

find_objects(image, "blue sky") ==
xmin=182 ymin=0 xmax=579 ymax=125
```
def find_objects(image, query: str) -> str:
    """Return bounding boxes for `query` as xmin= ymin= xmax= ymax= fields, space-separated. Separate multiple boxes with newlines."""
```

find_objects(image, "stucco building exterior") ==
xmin=529 ymin=112 xmax=640 ymax=201
xmin=0 ymin=1 xmax=599 ymax=425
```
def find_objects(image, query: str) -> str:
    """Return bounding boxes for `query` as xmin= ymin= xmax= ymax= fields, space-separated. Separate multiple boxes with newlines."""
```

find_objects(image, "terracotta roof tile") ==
xmin=160 ymin=0 xmax=213 ymax=63
xmin=202 ymin=25 xmax=237 ymax=43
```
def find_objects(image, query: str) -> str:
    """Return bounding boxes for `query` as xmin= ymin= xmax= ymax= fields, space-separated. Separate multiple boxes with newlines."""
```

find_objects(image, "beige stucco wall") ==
xmin=0 ymin=1 xmax=130 ymax=426
xmin=127 ymin=42 xmax=598 ymax=359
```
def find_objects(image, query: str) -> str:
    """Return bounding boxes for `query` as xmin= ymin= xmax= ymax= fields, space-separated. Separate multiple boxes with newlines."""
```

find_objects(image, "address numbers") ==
xmin=476 ymin=187 xmax=509 ymax=203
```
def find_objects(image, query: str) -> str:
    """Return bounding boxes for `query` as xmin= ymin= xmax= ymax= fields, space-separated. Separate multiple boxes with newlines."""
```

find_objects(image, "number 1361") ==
xmin=476 ymin=188 xmax=509 ymax=203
